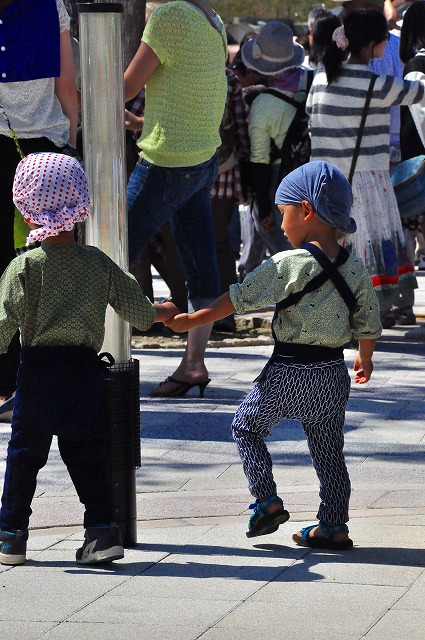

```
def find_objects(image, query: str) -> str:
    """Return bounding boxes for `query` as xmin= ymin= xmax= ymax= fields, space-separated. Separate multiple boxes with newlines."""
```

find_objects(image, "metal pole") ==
xmin=77 ymin=2 xmax=138 ymax=547
xmin=78 ymin=1 xmax=129 ymax=362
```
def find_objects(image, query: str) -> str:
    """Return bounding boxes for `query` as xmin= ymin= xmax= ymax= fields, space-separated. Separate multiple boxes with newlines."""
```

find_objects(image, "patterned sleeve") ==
xmin=350 ymin=264 xmax=382 ymax=340
xmin=127 ymin=90 xmax=146 ymax=117
xmin=405 ymin=71 xmax=425 ymax=147
xmin=0 ymin=260 xmax=25 ymax=355
xmin=306 ymin=80 xmax=314 ymax=116
xmin=229 ymin=255 xmax=287 ymax=313
xmin=107 ymin=261 xmax=156 ymax=331
xmin=56 ymin=0 xmax=71 ymax=32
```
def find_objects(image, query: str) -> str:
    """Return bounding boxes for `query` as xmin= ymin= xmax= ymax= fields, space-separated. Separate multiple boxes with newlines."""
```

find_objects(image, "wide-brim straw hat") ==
xmin=241 ymin=21 xmax=305 ymax=75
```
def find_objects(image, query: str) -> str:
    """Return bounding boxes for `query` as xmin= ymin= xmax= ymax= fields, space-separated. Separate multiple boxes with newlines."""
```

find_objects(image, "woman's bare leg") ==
xmin=149 ymin=323 xmax=213 ymax=396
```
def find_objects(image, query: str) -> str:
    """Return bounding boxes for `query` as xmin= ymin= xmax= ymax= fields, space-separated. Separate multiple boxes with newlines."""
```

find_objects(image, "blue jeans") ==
xmin=238 ymin=164 xmax=290 ymax=278
xmin=0 ymin=346 xmax=114 ymax=531
xmin=127 ymin=155 xmax=220 ymax=307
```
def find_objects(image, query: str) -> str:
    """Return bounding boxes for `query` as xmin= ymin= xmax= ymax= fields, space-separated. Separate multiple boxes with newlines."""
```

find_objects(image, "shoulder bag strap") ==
xmin=185 ymin=0 xmax=227 ymax=55
xmin=348 ymin=74 xmax=377 ymax=185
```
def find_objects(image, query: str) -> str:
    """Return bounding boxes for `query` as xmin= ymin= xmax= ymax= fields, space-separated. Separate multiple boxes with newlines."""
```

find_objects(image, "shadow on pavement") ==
xmin=55 ymin=542 xmax=425 ymax=583
xmin=21 ymin=540 xmax=425 ymax=583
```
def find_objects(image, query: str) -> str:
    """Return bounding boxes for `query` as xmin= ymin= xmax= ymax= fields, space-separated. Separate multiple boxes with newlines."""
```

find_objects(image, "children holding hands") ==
xmin=0 ymin=155 xmax=382 ymax=560
xmin=166 ymin=160 xmax=382 ymax=549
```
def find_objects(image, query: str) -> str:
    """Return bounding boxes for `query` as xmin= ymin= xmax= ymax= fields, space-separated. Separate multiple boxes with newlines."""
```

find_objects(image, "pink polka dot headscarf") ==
xmin=13 ymin=152 xmax=91 ymax=246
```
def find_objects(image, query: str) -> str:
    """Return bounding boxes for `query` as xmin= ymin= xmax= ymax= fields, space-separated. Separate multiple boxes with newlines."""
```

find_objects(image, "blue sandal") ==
xmin=246 ymin=496 xmax=290 ymax=538
xmin=292 ymin=522 xmax=353 ymax=550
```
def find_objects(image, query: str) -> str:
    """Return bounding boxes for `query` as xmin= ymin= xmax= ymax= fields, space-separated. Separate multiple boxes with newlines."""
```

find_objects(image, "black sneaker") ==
xmin=0 ymin=529 xmax=28 ymax=565
xmin=76 ymin=523 xmax=124 ymax=565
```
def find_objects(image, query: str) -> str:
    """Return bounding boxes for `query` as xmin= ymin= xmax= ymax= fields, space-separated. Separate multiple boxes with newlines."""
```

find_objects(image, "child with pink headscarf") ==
xmin=0 ymin=152 xmax=178 ymax=567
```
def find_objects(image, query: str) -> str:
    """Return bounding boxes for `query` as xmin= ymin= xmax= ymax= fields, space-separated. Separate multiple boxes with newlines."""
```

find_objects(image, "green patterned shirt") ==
xmin=0 ymin=243 xmax=156 ymax=354
xmin=230 ymin=248 xmax=382 ymax=348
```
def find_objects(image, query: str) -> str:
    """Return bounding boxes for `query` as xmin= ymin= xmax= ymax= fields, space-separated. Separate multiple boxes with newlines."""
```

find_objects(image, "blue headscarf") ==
xmin=275 ymin=161 xmax=356 ymax=234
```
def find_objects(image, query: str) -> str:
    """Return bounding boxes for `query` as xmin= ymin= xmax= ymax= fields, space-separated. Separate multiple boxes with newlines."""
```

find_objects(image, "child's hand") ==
xmin=353 ymin=354 xmax=373 ymax=384
xmin=164 ymin=293 xmax=235 ymax=333
xmin=164 ymin=313 xmax=192 ymax=332
xmin=154 ymin=301 xmax=179 ymax=324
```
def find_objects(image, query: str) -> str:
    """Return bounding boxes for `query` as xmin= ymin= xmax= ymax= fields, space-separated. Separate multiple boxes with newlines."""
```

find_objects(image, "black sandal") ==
xmin=246 ymin=496 xmax=290 ymax=538
xmin=149 ymin=376 xmax=211 ymax=398
xmin=292 ymin=522 xmax=353 ymax=550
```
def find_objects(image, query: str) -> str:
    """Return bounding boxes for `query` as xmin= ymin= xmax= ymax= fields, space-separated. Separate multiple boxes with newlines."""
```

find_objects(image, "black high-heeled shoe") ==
xmin=149 ymin=376 xmax=211 ymax=398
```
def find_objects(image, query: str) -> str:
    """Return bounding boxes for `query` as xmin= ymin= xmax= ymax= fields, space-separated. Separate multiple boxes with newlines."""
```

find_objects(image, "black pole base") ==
xmin=103 ymin=358 xmax=141 ymax=549
xmin=112 ymin=467 xmax=137 ymax=547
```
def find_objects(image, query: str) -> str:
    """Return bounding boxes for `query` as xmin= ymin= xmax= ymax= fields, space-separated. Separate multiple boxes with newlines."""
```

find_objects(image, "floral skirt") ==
xmin=342 ymin=170 xmax=417 ymax=304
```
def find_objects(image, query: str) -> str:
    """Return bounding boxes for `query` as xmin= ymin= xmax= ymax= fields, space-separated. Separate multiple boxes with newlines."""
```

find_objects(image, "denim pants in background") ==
xmin=127 ymin=155 xmax=220 ymax=312
xmin=238 ymin=163 xmax=290 ymax=279
xmin=0 ymin=346 xmax=114 ymax=532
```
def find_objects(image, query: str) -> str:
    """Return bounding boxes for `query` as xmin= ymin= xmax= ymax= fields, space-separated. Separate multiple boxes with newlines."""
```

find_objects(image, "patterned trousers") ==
xmin=232 ymin=359 xmax=352 ymax=525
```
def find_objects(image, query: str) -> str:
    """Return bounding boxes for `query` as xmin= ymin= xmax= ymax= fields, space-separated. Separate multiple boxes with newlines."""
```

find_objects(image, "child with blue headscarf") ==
xmin=166 ymin=160 xmax=382 ymax=550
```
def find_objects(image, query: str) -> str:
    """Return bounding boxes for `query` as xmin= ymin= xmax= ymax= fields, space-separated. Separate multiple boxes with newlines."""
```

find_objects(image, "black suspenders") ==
xmin=276 ymin=243 xmax=357 ymax=312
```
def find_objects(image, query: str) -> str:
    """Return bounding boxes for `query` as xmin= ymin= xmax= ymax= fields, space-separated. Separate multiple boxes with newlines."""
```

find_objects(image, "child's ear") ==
xmin=301 ymin=200 xmax=314 ymax=220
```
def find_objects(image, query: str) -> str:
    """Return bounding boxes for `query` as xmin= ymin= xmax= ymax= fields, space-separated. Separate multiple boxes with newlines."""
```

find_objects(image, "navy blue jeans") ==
xmin=0 ymin=346 xmax=114 ymax=531
xmin=127 ymin=155 xmax=220 ymax=309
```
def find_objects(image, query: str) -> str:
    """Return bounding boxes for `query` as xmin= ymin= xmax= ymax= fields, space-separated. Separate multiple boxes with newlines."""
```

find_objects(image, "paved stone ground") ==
xmin=0 ymin=272 xmax=424 ymax=639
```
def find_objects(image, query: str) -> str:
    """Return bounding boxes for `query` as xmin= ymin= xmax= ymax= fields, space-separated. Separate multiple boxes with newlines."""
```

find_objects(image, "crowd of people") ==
xmin=0 ymin=0 xmax=424 ymax=565
xmin=126 ymin=0 xmax=425 ymax=350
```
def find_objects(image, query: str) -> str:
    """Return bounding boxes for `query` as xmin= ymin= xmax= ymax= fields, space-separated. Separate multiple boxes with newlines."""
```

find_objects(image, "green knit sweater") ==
xmin=139 ymin=1 xmax=227 ymax=167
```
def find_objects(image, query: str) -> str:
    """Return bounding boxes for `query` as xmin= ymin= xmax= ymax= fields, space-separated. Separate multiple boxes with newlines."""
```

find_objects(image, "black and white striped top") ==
xmin=306 ymin=64 xmax=425 ymax=175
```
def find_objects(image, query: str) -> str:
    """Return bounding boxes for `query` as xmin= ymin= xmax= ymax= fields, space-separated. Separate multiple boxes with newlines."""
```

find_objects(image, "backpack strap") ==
xmin=264 ymin=71 xmax=313 ymax=173
xmin=263 ymin=70 xmax=313 ymax=110
xmin=271 ymin=243 xmax=355 ymax=346
xmin=263 ymin=88 xmax=301 ymax=110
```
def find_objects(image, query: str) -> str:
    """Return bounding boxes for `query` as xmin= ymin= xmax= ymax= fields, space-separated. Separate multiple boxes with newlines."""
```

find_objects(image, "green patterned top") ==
xmin=0 ymin=243 xmax=156 ymax=354
xmin=229 ymin=248 xmax=382 ymax=348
